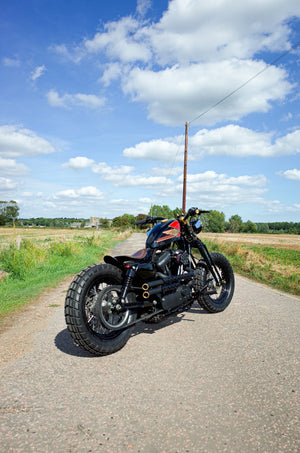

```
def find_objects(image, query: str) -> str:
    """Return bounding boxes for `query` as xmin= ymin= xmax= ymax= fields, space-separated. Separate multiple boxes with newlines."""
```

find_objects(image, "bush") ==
xmin=49 ymin=241 xmax=80 ymax=257
xmin=0 ymin=239 xmax=47 ymax=279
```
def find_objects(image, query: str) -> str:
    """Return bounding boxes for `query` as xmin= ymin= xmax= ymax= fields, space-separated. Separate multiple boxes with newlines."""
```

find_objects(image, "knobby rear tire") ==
xmin=64 ymin=263 xmax=136 ymax=356
xmin=195 ymin=252 xmax=235 ymax=313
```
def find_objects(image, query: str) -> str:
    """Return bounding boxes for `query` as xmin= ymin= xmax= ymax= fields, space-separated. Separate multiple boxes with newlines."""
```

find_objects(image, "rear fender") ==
xmin=103 ymin=255 xmax=123 ymax=270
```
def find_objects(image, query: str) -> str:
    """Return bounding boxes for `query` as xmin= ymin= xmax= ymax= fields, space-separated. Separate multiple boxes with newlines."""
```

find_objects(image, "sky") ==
xmin=0 ymin=0 xmax=300 ymax=222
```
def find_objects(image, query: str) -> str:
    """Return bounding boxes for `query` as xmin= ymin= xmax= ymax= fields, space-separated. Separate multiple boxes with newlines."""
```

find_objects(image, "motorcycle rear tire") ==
xmin=64 ymin=263 xmax=136 ymax=356
xmin=195 ymin=252 xmax=234 ymax=313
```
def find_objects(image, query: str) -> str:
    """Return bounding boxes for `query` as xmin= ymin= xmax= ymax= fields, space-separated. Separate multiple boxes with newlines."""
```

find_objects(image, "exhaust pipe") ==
xmin=143 ymin=286 xmax=162 ymax=299
xmin=142 ymin=279 xmax=164 ymax=291
xmin=142 ymin=271 xmax=195 ymax=299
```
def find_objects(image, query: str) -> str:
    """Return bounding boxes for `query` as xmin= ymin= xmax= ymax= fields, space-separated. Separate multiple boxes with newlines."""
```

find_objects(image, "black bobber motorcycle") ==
xmin=65 ymin=207 xmax=235 ymax=356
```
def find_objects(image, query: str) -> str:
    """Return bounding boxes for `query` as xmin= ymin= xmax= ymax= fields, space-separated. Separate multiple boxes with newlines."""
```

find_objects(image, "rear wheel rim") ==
xmin=83 ymin=277 xmax=125 ymax=339
xmin=96 ymin=286 xmax=130 ymax=330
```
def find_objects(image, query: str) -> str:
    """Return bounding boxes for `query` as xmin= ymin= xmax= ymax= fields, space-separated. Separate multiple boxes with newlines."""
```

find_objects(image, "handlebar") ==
xmin=184 ymin=207 xmax=210 ymax=220
xmin=135 ymin=216 xmax=166 ymax=226
xmin=135 ymin=209 xmax=210 ymax=226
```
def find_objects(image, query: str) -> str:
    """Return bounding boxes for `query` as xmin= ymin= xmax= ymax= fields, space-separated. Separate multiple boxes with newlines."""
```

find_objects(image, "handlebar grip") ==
xmin=184 ymin=207 xmax=210 ymax=219
xmin=135 ymin=216 xmax=165 ymax=226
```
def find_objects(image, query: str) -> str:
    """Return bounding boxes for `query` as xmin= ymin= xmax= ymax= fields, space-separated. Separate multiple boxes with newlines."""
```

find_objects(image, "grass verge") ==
xmin=0 ymin=230 xmax=131 ymax=318
xmin=200 ymin=239 xmax=300 ymax=296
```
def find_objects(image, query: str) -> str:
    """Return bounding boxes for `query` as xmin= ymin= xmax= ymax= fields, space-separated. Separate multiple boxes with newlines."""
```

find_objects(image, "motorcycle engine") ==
xmin=154 ymin=249 xmax=190 ymax=276
xmin=155 ymin=250 xmax=171 ymax=273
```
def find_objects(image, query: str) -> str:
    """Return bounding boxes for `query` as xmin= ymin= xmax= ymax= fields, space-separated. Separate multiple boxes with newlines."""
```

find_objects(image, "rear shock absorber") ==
xmin=119 ymin=264 xmax=138 ymax=305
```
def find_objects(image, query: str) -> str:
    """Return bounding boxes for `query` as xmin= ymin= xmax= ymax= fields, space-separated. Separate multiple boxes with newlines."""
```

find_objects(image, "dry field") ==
xmin=1 ymin=228 xmax=299 ymax=251
xmin=201 ymin=232 xmax=300 ymax=251
xmin=0 ymin=227 xmax=106 ymax=250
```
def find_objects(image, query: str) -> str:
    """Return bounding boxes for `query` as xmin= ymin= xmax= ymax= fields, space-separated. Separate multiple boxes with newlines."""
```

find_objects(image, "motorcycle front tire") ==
xmin=195 ymin=252 xmax=235 ymax=313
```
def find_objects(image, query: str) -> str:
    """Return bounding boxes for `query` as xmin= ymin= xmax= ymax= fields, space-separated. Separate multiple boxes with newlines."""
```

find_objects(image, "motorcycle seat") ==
xmin=104 ymin=249 xmax=150 ymax=267
xmin=130 ymin=248 xmax=148 ymax=259
xmin=115 ymin=248 xmax=148 ymax=262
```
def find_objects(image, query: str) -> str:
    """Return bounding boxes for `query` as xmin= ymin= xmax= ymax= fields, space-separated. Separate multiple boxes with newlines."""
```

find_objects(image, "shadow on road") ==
xmin=55 ymin=305 xmax=208 ymax=357
xmin=55 ymin=329 xmax=95 ymax=358
xmin=131 ymin=306 xmax=208 ymax=336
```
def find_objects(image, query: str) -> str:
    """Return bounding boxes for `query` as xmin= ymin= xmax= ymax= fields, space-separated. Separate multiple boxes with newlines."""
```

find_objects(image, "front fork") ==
xmin=193 ymin=238 xmax=223 ymax=285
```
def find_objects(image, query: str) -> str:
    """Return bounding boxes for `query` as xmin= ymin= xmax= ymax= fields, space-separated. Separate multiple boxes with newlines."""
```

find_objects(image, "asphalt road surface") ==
xmin=0 ymin=233 xmax=299 ymax=452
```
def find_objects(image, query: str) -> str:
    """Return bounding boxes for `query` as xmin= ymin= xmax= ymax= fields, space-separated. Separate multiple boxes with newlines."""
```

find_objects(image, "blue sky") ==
xmin=0 ymin=0 xmax=300 ymax=222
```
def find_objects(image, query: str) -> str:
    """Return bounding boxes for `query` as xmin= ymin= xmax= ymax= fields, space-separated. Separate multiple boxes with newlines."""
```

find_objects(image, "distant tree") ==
xmin=100 ymin=218 xmax=110 ymax=229
xmin=229 ymin=214 xmax=243 ymax=233
xmin=112 ymin=216 xmax=124 ymax=228
xmin=206 ymin=210 xmax=226 ymax=232
xmin=149 ymin=205 xmax=174 ymax=219
xmin=172 ymin=207 xmax=182 ymax=218
xmin=112 ymin=214 xmax=135 ymax=230
xmin=242 ymin=220 xmax=257 ymax=233
xmin=123 ymin=214 xmax=135 ymax=228
xmin=256 ymin=223 xmax=269 ymax=234
xmin=0 ymin=200 xmax=19 ymax=225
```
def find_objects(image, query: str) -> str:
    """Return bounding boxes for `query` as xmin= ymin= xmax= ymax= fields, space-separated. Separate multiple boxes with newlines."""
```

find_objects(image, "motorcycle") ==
xmin=65 ymin=207 xmax=235 ymax=356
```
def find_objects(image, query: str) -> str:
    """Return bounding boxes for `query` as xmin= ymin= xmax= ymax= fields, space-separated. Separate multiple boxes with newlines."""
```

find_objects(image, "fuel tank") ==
xmin=146 ymin=220 xmax=181 ymax=249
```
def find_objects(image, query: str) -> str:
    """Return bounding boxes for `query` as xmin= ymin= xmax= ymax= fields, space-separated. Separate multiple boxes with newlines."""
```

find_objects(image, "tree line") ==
xmin=21 ymin=217 xmax=88 ymax=228
xmin=1 ymin=201 xmax=299 ymax=234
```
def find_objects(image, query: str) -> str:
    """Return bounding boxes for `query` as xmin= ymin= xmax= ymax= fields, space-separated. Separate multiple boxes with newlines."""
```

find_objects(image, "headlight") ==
xmin=192 ymin=219 xmax=202 ymax=233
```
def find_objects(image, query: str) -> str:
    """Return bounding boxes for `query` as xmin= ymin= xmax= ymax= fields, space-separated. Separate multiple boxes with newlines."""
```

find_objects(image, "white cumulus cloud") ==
xmin=0 ymin=125 xmax=56 ymax=158
xmin=0 ymin=157 xmax=29 ymax=176
xmin=62 ymin=156 xmax=95 ymax=170
xmin=54 ymin=186 xmax=104 ymax=200
xmin=150 ymin=0 xmax=299 ymax=65
xmin=99 ymin=62 xmax=124 ymax=87
xmin=159 ymin=170 xmax=268 ymax=209
xmin=92 ymin=162 xmax=134 ymax=181
xmin=53 ymin=0 xmax=300 ymax=126
xmin=0 ymin=177 xmax=17 ymax=191
xmin=84 ymin=16 xmax=151 ymax=63
xmin=92 ymin=161 xmax=172 ymax=187
xmin=123 ymin=138 xmax=182 ymax=160
xmin=123 ymin=60 xmax=292 ymax=126
xmin=47 ymin=90 xmax=106 ymax=109
xmin=281 ymin=169 xmax=300 ymax=181
xmin=123 ymin=125 xmax=300 ymax=162
xmin=31 ymin=65 xmax=46 ymax=81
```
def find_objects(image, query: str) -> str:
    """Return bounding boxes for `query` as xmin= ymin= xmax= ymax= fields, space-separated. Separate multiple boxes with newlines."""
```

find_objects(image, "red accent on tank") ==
xmin=156 ymin=220 xmax=181 ymax=243
xmin=169 ymin=220 xmax=180 ymax=231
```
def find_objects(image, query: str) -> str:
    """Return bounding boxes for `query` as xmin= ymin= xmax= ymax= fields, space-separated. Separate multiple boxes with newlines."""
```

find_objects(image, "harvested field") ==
xmin=0 ymin=227 xmax=107 ymax=250
xmin=1 ymin=228 xmax=299 ymax=251
xmin=201 ymin=232 xmax=300 ymax=251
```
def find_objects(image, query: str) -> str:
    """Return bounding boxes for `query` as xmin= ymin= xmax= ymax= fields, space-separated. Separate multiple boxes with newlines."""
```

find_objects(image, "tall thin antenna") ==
xmin=182 ymin=121 xmax=188 ymax=214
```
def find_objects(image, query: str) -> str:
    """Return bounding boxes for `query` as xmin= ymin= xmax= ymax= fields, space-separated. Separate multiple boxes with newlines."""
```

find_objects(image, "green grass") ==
xmin=200 ymin=239 xmax=300 ymax=296
xmin=0 ymin=230 xmax=130 ymax=318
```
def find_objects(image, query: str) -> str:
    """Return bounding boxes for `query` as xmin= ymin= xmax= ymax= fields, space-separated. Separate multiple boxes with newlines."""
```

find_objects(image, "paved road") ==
xmin=0 ymin=233 xmax=299 ymax=452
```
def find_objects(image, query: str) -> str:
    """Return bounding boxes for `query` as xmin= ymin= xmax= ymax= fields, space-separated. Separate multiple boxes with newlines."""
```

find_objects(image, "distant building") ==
xmin=84 ymin=217 xmax=100 ymax=229
xmin=70 ymin=222 xmax=82 ymax=228
xmin=90 ymin=217 xmax=100 ymax=227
